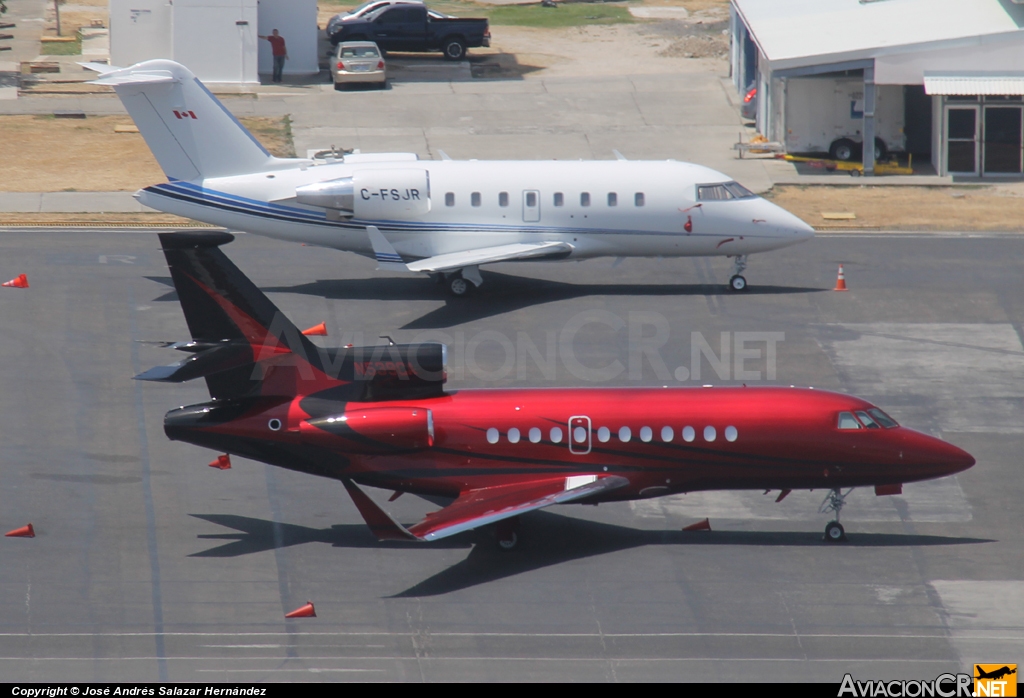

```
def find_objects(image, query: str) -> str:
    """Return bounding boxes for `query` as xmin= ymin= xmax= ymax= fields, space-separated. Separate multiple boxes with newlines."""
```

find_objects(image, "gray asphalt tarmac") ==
xmin=0 ymin=230 xmax=1021 ymax=682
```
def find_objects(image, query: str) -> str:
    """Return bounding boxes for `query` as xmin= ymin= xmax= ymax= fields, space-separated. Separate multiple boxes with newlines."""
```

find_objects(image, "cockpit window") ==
xmin=868 ymin=408 xmax=899 ymax=428
xmin=837 ymin=412 xmax=861 ymax=429
xmin=697 ymin=181 xmax=756 ymax=201
xmin=855 ymin=410 xmax=881 ymax=429
xmin=835 ymin=411 xmax=860 ymax=427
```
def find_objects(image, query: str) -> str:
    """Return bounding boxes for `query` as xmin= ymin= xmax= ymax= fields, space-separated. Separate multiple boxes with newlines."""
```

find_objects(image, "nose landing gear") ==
xmin=819 ymin=488 xmax=851 ymax=543
xmin=728 ymin=255 xmax=748 ymax=292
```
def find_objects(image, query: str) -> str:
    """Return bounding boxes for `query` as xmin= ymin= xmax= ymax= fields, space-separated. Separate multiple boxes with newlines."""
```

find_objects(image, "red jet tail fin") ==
xmin=147 ymin=231 xmax=325 ymax=399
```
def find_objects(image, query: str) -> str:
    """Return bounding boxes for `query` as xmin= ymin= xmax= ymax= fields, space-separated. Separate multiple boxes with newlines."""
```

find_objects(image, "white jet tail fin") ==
xmin=84 ymin=60 xmax=298 ymax=181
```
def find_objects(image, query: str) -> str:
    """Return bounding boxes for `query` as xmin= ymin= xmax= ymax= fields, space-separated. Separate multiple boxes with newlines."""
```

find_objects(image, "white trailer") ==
xmin=782 ymin=76 xmax=905 ymax=161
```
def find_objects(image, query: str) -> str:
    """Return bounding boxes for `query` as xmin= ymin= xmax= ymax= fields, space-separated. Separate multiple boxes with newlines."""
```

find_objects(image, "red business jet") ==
xmin=140 ymin=231 xmax=975 ymax=548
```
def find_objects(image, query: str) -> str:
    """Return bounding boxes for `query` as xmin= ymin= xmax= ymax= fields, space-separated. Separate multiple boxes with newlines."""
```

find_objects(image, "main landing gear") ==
xmin=494 ymin=516 xmax=520 ymax=551
xmin=728 ymin=255 xmax=748 ymax=292
xmin=441 ymin=266 xmax=483 ymax=297
xmin=819 ymin=488 xmax=850 ymax=543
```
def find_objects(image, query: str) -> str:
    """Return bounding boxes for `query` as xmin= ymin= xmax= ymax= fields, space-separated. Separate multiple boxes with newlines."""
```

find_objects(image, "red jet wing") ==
xmin=343 ymin=475 xmax=629 ymax=542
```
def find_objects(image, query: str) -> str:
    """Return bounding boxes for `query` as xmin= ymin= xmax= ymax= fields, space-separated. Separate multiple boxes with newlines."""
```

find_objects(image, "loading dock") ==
xmin=731 ymin=0 xmax=1024 ymax=177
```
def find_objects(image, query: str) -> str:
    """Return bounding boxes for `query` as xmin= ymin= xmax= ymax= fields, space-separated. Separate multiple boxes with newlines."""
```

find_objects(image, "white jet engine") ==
xmin=295 ymin=169 xmax=431 ymax=219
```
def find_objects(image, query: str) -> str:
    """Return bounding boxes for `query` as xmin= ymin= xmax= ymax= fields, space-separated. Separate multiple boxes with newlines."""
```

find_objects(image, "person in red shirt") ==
xmin=259 ymin=29 xmax=288 ymax=83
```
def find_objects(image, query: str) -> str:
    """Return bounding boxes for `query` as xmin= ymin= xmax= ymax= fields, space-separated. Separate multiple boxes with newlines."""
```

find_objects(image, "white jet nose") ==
xmin=764 ymin=199 xmax=815 ymax=241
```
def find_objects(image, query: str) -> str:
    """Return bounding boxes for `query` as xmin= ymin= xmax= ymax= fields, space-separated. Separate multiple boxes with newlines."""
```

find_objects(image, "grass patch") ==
xmin=240 ymin=116 xmax=295 ymax=158
xmin=41 ymin=35 xmax=82 ymax=55
xmin=318 ymin=1 xmax=635 ymax=29
xmin=487 ymin=3 xmax=634 ymax=27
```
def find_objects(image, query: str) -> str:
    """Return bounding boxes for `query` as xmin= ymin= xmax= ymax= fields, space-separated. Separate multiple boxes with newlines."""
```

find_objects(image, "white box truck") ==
xmin=782 ymin=76 xmax=905 ymax=161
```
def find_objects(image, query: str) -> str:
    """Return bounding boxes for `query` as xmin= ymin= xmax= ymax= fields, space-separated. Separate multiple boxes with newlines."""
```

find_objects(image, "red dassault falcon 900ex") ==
xmin=141 ymin=231 xmax=975 ymax=547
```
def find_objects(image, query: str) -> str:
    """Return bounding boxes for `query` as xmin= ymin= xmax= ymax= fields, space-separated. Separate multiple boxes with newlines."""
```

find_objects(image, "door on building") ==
xmin=946 ymin=105 xmax=979 ymax=174
xmin=983 ymin=105 xmax=1023 ymax=175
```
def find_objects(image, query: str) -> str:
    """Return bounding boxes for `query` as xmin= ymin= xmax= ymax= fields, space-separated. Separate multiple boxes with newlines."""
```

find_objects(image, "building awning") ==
xmin=924 ymin=72 xmax=1024 ymax=95
xmin=733 ymin=0 xmax=1024 ymax=71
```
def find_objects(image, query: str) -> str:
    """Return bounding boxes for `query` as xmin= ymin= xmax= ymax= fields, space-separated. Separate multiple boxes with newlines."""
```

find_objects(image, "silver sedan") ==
xmin=332 ymin=41 xmax=386 ymax=90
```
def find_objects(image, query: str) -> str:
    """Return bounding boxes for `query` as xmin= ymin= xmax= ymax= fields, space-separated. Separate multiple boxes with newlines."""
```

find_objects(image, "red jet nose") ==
xmin=937 ymin=440 xmax=975 ymax=475
xmin=905 ymin=431 xmax=975 ymax=477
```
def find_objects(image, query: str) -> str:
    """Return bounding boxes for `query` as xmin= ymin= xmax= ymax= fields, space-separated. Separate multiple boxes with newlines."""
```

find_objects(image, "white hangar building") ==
xmin=109 ymin=0 xmax=319 ymax=85
xmin=730 ymin=0 xmax=1024 ymax=177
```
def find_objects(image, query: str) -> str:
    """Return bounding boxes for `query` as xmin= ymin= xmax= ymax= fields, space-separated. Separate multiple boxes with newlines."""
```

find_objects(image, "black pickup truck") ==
xmin=328 ymin=4 xmax=490 ymax=60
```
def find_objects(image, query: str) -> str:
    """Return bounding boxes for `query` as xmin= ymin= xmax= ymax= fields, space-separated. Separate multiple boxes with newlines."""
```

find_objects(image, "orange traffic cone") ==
xmin=682 ymin=518 xmax=711 ymax=532
xmin=285 ymin=602 xmax=316 ymax=618
xmin=208 ymin=454 xmax=231 ymax=470
xmin=302 ymin=322 xmax=328 ymax=337
xmin=834 ymin=265 xmax=849 ymax=292
xmin=2 ymin=274 xmax=28 ymax=288
xmin=5 ymin=523 xmax=35 ymax=538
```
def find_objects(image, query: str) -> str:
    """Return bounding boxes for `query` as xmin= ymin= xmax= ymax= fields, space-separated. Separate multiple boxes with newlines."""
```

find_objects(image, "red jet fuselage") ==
xmin=167 ymin=385 xmax=974 ymax=501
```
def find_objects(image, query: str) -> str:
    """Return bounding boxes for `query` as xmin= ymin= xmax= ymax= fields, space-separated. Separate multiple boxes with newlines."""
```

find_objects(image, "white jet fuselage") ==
xmin=138 ymin=158 xmax=813 ymax=263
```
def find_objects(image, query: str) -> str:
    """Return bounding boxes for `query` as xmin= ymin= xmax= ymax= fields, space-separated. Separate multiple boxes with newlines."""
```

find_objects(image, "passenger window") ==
xmin=550 ymin=426 xmax=563 ymax=443
xmin=529 ymin=427 xmax=541 ymax=443
xmin=661 ymin=426 xmax=673 ymax=442
xmin=508 ymin=427 xmax=521 ymax=443
xmin=580 ymin=192 xmax=591 ymax=207
xmin=597 ymin=426 xmax=610 ymax=442
xmin=639 ymin=426 xmax=652 ymax=442
xmin=445 ymin=192 xmax=455 ymax=207
xmin=618 ymin=426 xmax=631 ymax=442
xmin=554 ymin=192 xmax=564 ymax=207
xmin=635 ymin=192 xmax=645 ymax=207
xmin=837 ymin=412 xmax=861 ymax=429
xmin=607 ymin=192 xmax=617 ymax=207
xmin=525 ymin=192 xmax=537 ymax=207
xmin=855 ymin=411 xmax=881 ymax=429
xmin=471 ymin=192 xmax=481 ymax=207
xmin=868 ymin=408 xmax=899 ymax=428
xmin=499 ymin=192 xmax=509 ymax=207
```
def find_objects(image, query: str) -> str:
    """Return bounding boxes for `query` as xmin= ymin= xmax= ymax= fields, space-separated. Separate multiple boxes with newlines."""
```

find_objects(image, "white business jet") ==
xmin=86 ymin=59 xmax=814 ymax=296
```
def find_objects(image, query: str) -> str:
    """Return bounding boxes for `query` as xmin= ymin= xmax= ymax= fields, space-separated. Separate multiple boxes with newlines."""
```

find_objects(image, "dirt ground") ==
xmin=44 ymin=0 xmax=108 ymax=37
xmin=0 ymin=115 xmax=293 ymax=192
xmin=766 ymin=185 xmax=1024 ymax=232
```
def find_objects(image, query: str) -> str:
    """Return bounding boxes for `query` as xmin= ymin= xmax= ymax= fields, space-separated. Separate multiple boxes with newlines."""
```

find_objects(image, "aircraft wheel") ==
xmin=728 ymin=274 xmax=748 ymax=292
xmin=823 ymin=521 xmax=846 ymax=543
xmin=496 ymin=531 xmax=518 ymax=551
xmin=448 ymin=275 xmax=472 ymax=297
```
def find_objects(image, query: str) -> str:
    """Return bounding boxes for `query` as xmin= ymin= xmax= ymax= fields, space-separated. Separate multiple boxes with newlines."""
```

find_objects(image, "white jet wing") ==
xmin=367 ymin=226 xmax=572 ymax=273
